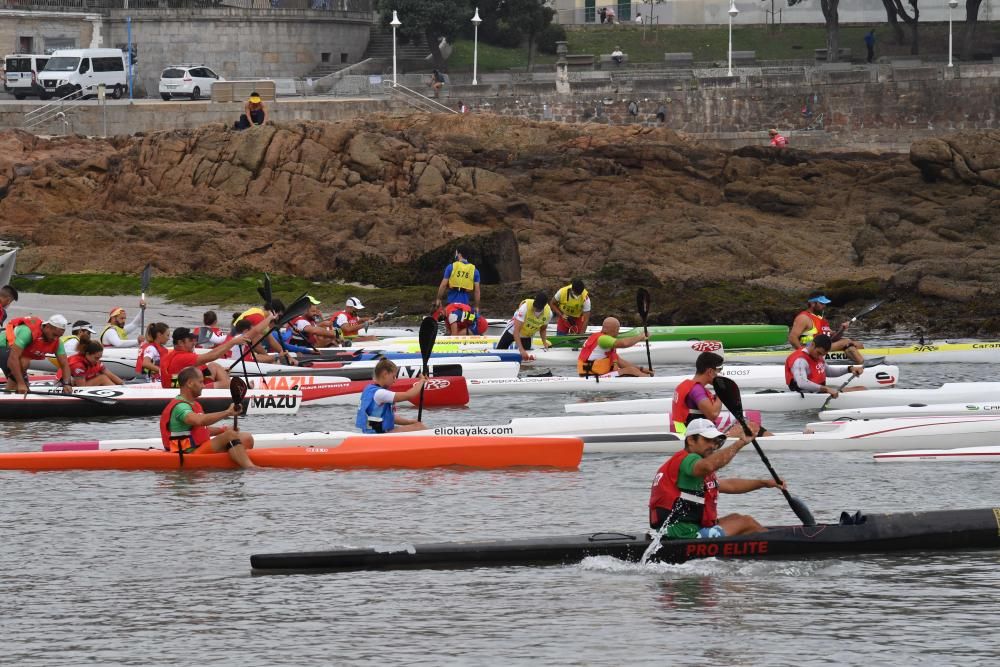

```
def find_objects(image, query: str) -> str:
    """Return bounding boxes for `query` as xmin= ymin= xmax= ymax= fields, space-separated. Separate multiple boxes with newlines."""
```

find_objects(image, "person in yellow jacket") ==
xmin=497 ymin=291 xmax=553 ymax=361
xmin=433 ymin=247 xmax=481 ymax=312
xmin=550 ymin=279 xmax=591 ymax=335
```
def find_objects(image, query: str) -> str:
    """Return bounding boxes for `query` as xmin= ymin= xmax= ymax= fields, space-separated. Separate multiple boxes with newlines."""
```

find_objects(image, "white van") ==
xmin=37 ymin=48 xmax=127 ymax=100
xmin=3 ymin=54 xmax=50 ymax=99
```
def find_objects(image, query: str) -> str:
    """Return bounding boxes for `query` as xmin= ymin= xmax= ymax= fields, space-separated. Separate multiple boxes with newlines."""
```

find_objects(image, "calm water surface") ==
xmin=2 ymin=295 xmax=999 ymax=666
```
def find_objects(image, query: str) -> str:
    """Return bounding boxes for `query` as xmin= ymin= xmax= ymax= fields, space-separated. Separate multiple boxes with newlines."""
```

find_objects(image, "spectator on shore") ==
xmin=635 ymin=11 xmax=643 ymax=24
xmin=605 ymin=6 xmax=616 ymax=23
xmin=429 ymin=69 xmax=446 ymax=98
xmin=598 ymin=7 xmax=607 ymax=23
xmin=234 ymin=91 xmax=267 ymax=130
xmin=864 ymin=29 xmax=876 ymax=63
xmin=458 ymin=100 xmax=469 ymax=113
xmin=656 ymin=104 xmax=667 ymax=123
xmin=769 ymin=128 xmax=788 ymax=148
xmin=611 ymin=46 xmax=624 ymax=66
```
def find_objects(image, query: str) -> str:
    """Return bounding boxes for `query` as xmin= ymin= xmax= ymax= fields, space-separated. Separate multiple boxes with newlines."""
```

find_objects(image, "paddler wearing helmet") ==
xmin=648 ymin=418 xmax=784 ymax=539
xmin=670 ymin=351 xmax=769 ymax=438
xmin=101 ymin=302 xmax=145 ymax=348
xmin=550 ymin=279 xmax=591 ymax=335
xmin=576 ymin=317 xmax=652 ymax=378
xmin=496 ymin=291 xmax=553 ymax=362
xmin=356 ymin=358 xmax=428 ymax=434
xmin=434 ymin=247 xmax=480 ymax=313
xmin=1 ymin=313 xmax=73 ymax=394
xmin=788 ymin=293 xmax=865 ymax=364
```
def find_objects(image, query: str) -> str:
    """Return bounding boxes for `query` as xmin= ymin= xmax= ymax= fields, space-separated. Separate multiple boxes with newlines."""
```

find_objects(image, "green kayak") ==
xmin=548 ymin=324 xmax=789 ymax=349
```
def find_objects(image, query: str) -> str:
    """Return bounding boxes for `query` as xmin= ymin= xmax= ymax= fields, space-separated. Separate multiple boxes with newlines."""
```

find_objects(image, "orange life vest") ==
xmin=159 ymin=398 xmax=211 ymax=452
xmin=4 ymin=316 xmax=60 ymax=361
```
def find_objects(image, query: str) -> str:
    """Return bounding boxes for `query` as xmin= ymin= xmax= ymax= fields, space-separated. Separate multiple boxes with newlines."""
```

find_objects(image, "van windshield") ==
xmin=44 ymin=57 xmax=80 ymax=72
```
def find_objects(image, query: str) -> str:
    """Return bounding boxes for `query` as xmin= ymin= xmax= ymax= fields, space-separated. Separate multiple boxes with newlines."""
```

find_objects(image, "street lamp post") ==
xmin=947 ymin=0 xmax=958 ymax=67
xmin=472 ymin=7 xmax=482 ymax=85
xmin=390 ymin=10 xmax=401 ymax=86
xmin=727 ymin=1 xmax=739 ymax=77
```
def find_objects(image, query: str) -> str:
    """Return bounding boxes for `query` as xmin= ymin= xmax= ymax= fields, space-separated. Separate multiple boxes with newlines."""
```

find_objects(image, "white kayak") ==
xmin=235 ymin=358 xmax=518 ymax=381
xmin=725 ymin=341 xmax=1000 ymax=364
xmin=820 ymin=402 xmax=1000 ymax=420
xmin=469 ymin=364 xmax=899 ymax=396
xmin=751 ymin=416 xmax=1000 ymax=452
xmin=873 ymin=446 xmax=1000 ymax=462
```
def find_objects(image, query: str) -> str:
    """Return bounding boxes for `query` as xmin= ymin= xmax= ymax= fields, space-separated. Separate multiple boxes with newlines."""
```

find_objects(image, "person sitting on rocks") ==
xmin=234 ymin=91 xmax=267 ymax=130
xmin=769 ymin=128 xmax=788 ymax=148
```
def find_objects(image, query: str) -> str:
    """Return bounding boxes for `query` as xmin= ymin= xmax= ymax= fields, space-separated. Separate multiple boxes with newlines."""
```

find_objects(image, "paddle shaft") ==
xmin=735 ymin=415 xmax=815 ymax=525
xmin=819 ymin=369 xmax=860 ymax=411
xmin=831 ymin=302 xmax=881 ymax=343
xmin=20 ymin=389 xmax=116 ymax=406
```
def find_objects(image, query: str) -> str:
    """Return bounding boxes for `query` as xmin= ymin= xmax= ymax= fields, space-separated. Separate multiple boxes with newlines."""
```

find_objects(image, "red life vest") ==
xmin=445 ymin=303 xmax=475 ymax=330
xmin=135 ymin=341 xmax=169 ymax=377
xmin=577 ymin=332 xmax=618 ymax=364
xmin=797 ymin=309 xmax=831 ymax=344
xmin=0 ymin=303 xmax=7 ymax=327
xmin=332 ymin=310 xmax=360 ymax=337
xmin=159 ymin=349 xmax=212 ymax=389
xmin=289 ymin=315 xmax=318 ymax=346
xmin=159 ymin=397 xmax=211 ymax=451
xmin=670 ymin=378 xmax=719 ymax=433
xmin=648 ymin=449 xmax=719 ymax=529
xmin=60 ymin=353 xmax=105 ymax=382
xmin=4 ymin=316 xmax=60 ymax=361
xmin=784 ymin=348 xmax=827 ymax=389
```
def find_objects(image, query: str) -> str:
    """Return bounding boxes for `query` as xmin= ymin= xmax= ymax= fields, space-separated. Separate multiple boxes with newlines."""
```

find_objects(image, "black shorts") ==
xmin=496 ymin=330 xmax=532 ymax=351
xmin=0 ymin=347 xmax=28 ymax=384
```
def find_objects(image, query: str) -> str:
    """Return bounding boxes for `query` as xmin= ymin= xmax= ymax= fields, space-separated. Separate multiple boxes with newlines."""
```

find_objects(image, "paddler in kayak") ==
xmin=101 ymin=304 xmax=145 ymax=348
xmin=195 ymin=311 xmax=228 ymax=348
xmin=785 ymin=334 xmax=864 ymax=398
xmin=356 ymin=358 xmax=428 ymax=434
xmin=333 ymin=297 xmax=385 ymax=340
xmin=137 ymin=322 xmax=170 ymax=381
xmin=576 ymin=317 xmax=652 ymax=377
xmin=160 ymin=326 xmax=251 ymax=389
xmin=789 ymin=294 xmax=865 ymax=364
xmin=648 ymin=418 xmax=785 ymax=538
xmin=234 ymin=299 xmax=297 ymax=365
xmin=433 ymin=247 xmax=481 ymax=313
xmin=289 ymin=296 xmax=343 ymax=349
xmin=161 ymin=365 xmax=256 ymax=469
xmin=61 ymin=320 xmax=97 ymax=358
xmin=64 ymin=341 xmax=125 ymax=387
xmin=550 ymin=279 xmax=591 ymax=335
xmin=1 ymin=314 xmax=73 ymax=394
xmin=0 ymin=284 xmax=17 ymax=326
xmin=670 ymin=351 xmax=769 ymax=437
xmin=496 ymin=292 xmax=553 ymax=362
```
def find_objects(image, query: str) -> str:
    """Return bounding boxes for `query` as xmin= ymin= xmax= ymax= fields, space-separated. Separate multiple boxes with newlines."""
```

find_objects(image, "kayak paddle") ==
xmin=712 ymin=375 xmax=817 ymax=526
xmin=230 ymin=376 xmax=248 ymax=430
xmin=19 ymin=389 xmax=118 ymax=406
xmin=416 ymin=315 xmax=437 ymax=423
xmin=139 ymin=263 xmax=152 ymax=335
xmin=228 ymin=293 xmax=312 ymax=371
xmin=819 ymin=369 xmax=861 ymax=411
xmin=636 ymin=288 xmax=653 ymax=374
xmin=257 ymin=272 xmax=273 ymax=304
xmin=831 ymin=300 xmax=882 ymax=342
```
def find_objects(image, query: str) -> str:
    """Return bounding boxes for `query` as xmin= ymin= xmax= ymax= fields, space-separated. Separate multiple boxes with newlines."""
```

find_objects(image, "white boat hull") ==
xmin=752 ymin=416 xmax=1000 ymax=451
xmin=873 ymin=446 xmax=1000 ymax=462
xmin=820 ymin=402 xmax=1000 ymax=420
xmin=725 ymin=341 xmax=1000 ymax=364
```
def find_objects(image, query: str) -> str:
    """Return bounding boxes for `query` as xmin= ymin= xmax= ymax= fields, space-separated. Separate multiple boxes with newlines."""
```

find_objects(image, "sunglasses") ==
xmin=713 ymin=366 xmax=724 ymax=373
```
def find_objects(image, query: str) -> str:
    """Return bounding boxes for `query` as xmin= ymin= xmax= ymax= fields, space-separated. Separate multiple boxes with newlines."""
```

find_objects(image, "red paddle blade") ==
xmin=404 ymin=376 xmax=469 ymax=407
xmin=230 ymin=377 xmax=248 ymax=405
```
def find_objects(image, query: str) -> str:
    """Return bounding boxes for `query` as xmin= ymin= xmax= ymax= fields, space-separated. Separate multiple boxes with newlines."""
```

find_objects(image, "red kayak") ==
xmin=297 ymin=376 xmax=470 ymax=407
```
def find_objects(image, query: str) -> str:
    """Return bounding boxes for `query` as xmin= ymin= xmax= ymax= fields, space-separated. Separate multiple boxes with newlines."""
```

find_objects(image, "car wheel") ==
xmin=40 ymin=91 xmax=51 ymax=100
xmin=14 ymin=93 xmax=25 ymax=100
xmin=72 ymin=85 xmax=83 ymax=99
xmin=191 ymin=86 xmax=201 ymax=101
xmin=161 ymin=93 xmax=171 ymax=101
xmin=111 ymin=84 xmax=123 ymax=99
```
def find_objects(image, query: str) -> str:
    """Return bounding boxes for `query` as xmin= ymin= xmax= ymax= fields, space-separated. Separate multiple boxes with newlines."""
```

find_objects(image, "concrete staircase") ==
xmin=364 ymin=25 xmax=430 ymax=62
xmin=303 ymin=62 xmax=347 ymax=80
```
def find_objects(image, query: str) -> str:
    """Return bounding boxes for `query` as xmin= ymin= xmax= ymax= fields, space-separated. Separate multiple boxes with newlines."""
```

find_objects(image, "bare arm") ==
xmin=185 ymin=403 xmax=238 ymax=428
xmin=56 ymin=354 xmax=73 ymax=393
xmin=473 ymin=282 xmax=481 ymax=311
xmin=788 ymin=314 xmax=809 ymax=349
xmin=613 ymin=333 xmax=647 ymax=349
xmin=691 ymin=436 xmax=751 ymax=477
xmin=392 ymin=379 xmax=426 ymax=403
xmin=103 ymin=368 xmax=125 ymax=385
xmin=718 ymin=478 xmax=782 ymax=494
xmin=695 ymin=396 xmax=722 ymax=421
xmin=195 ymin=335 xmax=245 ymax=365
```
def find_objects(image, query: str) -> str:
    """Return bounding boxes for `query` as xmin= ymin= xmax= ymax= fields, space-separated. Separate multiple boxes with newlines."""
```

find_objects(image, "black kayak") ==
xmin=250 ymin=508 xmax=1000 ymax=574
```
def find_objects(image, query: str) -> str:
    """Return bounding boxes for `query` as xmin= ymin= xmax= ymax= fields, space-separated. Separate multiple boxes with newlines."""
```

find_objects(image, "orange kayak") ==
xmin=0 ymin=436 xmax=583 ymax=471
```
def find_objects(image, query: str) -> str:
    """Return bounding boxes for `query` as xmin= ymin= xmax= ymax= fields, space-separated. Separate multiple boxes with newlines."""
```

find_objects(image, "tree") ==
xmin=888 ymin=0 xmax=920 ymax=55
xmin=880 ymin=0 xmax=906 ymax=45
xmin=496 ymin=0 xmax=555 ymax=70
xmin=377 ymin=0 xmax=470 ymax=69
xmin=960 ymin=0 xmax=985 ymax=61
xmin=788 ymin=0 xmax=840 ymax=61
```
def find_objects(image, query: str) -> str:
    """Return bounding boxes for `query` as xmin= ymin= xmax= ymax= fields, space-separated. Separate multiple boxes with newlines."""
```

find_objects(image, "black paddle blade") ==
xmin=276 ymin=294 xmax=312 ymax=328
xmin=636 ymin=288 xmax=651 ymax=321
xmin=712 ymin=376 xmax=746 ymax=423
xmin=263 ymin=273 xmax=273 ymax=304
xmin=230 ymin=376 xmax=248 ymax=405
xmin=140 ymin=263 xmax=153 ymax=293
xmin=855 ymin=300 xmax=883 ymax=319
xmin=418 ymin=316 xmax=438 ymax=366
xmin=788 ymin=494 xmax=817 ymax=526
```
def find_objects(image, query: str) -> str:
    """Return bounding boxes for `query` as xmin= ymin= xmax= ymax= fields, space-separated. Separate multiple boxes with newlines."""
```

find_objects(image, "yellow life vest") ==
xmin=556 ymin=285 xmax=589 ymax=318
xmin=518 ymin=299 xmax=552 ymax=337
xmin=448 ymin=261 xmax=476 ymax=292
xmin=233 ymin=307 xmax=267 ymax=326
xmin=101 ymin=324 xmax=128 ymax=345
xmin=60 ymin=334 xmax=80 ymax=345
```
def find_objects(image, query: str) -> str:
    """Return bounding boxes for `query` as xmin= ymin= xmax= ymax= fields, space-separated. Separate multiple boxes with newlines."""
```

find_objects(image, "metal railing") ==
xmin=22 ymin=88 xmax=86 ymax=133
xmin=383 ymin=80 xmax=457 ymax=114
xmin=0 ymin=0 xmax=372 ymax=15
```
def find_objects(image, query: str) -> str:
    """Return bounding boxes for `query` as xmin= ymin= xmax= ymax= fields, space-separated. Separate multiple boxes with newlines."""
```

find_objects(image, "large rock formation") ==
xmin=1 ymin=115 xmax=999 ymax=304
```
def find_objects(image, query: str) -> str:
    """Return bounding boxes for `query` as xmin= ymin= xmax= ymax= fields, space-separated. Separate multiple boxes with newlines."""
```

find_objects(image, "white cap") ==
xmin=685 ymin=418 xmax=725 ymax=440
xmin=346 ymin=297 xmax=365 ymax=310
xmin=43 ymin=314 xmax=69 ymax=330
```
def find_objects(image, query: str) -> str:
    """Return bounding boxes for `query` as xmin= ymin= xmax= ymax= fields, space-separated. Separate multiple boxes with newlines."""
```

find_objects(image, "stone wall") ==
xmin=102 ymin=9 xmax=370 ymax=96
xmin=0 ymin=9 xmax=99 ymax=54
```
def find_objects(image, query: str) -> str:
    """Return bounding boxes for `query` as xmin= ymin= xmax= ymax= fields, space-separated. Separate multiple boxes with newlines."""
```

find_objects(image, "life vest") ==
xmin=135 ymin=341 xmax=168 ymax=378
xmin=195 ymin=326 xmax=224 ymax=348
xmin=648 ymin=449 xmax=719 ymax=530
xmin=576 ymin=331 xmax=617 ymax=376
xmin=4 ymin=316 xmax=60 ymax=361
xmin=797 ymin=310 xmax=831 ymax=345
xmin=517 ymin=299 xmax=552 ymax=337
xmin=62 ymin=353 xmax=105 ymax=382
xmin=60 ymin=333 xmax=80 ymax=346
xmin=670 ymin=378 xmax=719 ymax=433
xmin=355 ymin=383 xmax=395 ymax=434
xmin=159 ymin=397 xmax=211 ymax=452
xmin=444 ymin=303 xmax=475 ymax=331
xmin=332 ymin=310 xmax=360 ymax=338
xmin=100 ymin=324 xmax=128 ymax=347
xmin=784 ymin=348 xmax=826 ymax=390
xmin=287 ymin=315 xmax=319 ymax=346
xmin=159 ymin=349 xmax=212 ymax=389
xmin=233 ymin=307 xmax=267 ymax=327
xmin=555 ymin=285 xmax=589 ymax=318
xmin=447 ymin=260 xmax=476 ymax=292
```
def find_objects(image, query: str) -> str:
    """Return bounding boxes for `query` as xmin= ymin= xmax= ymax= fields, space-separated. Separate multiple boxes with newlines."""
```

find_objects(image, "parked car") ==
xmin=158 ymin=65 xmax=223 ymax=100
xmin=3 ymin=54 xmax=50 ymax=99
xmin=37 ymin=48 xmax=126 ymax=100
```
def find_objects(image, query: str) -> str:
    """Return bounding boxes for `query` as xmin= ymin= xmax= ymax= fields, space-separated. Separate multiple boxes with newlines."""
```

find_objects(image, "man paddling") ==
xmin=1 ymin=314 xmax=73 ymax=395
xmin=65 ymin=341 xmax=125 ymax=387
xmin=550 ymin=279 xmax=591 ymax=335
xmin=433 ymin=247 xmax=480 ymax=312
xmin=160 ymin=326 xmax=249 ymax=389
xmin=0 ymin=284 xmax=17 ymax=326
xmin=439 ymin=302 xmax=487 ymax=336
xmin=785 ymin=334 xmax=864 ymax=398
xmin=356 ymin=358 xmax=427 ymax=434
xmin=670 ymin=351 xmax=767 ymax=437
xmin=160 ymin=365 xmax=256 ymax=469
xmin=289 ymin=297 xmax=342 ymax=348
xmin=649 ymin=418 xmax=785 ymax=538
xmin=789 ymin=294 xmax=865 ymax=364
xmin=101 ymin=304 xmax=144 ymax=348
xmin=496 ymin=292 xmax=553 ymax=362
xmin=576 ymin=317 xmax=652 ymax=377
xmin=333 ymin=297 xmax=384 ymax=340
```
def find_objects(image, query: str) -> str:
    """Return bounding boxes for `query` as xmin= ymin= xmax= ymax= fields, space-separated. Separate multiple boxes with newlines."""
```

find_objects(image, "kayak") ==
xmin=754 ymin=415 xmax=1000 ymax=451
xmin=546 ymin=325 xmax=789 ymax=349
xmin=874 ymin=446 xmax=1000 ymax=462
xmin=469 ymin=364 xmax=898 ymax=396
xmin=0 ymin=387 xmax=300 ymax=419
xmin=564 ymin=381 xmax=1000 ymax=415
xmin=249 ymin=508 xmax=1000 ymax=572
xmin=288 ymin=377 xmax=469 ymax=407
xmin=821 ymin=402 xmax=1000 ymax=421
xmin=725 ymin=341 xmax=1000 ymax=364
xmin=243 ymin=359 xmax=519 ymax=381
xmin=0 ymin=436 xmax=583 ymax=471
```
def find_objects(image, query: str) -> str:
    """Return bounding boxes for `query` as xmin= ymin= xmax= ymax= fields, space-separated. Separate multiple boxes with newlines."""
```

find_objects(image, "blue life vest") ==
xmin=355 ymin=383 xmax=395 ymax=434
